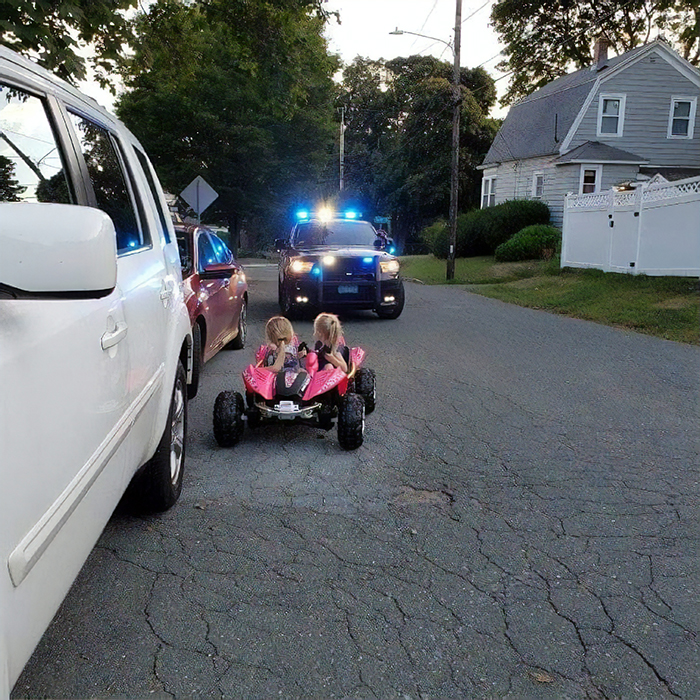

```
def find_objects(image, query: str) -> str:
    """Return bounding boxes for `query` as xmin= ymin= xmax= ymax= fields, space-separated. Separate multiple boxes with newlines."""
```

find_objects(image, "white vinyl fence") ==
xmin=561 ymin=176 xmax=700 ymax=277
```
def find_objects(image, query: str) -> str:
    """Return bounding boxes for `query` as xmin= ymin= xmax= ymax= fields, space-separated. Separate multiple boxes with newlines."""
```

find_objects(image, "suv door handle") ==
xmin=101 ymin=321 xmax=128 ymax=350
xmin=160 ymin=280 xmax=175 ymax=305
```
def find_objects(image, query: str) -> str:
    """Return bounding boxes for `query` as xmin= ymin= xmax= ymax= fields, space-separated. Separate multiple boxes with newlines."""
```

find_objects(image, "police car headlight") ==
xmin=380 ymin=259 xmax=400 ymax=274
xmin=290 ymin=259 xmax=314 ymax=273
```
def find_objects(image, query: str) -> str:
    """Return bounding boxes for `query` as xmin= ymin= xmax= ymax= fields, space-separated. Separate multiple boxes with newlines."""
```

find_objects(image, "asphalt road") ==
xmin=14 ymin=262 xmax=699 ymax=699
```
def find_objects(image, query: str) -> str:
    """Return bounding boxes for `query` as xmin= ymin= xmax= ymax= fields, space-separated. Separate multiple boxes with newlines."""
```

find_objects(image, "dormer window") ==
xmin=667 ymin=97 xmax=696 ymax=139
xmin=597 ymin=94 xmax=626 ymax=137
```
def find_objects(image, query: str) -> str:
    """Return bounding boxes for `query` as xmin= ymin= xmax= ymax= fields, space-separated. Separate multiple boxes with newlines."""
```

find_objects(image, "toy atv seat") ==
xmin=213 ymin=343 xmax=376 ymax=451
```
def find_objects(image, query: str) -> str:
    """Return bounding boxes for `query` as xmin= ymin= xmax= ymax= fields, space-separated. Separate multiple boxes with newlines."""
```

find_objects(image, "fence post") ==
xmin=632 ymin=184 xmax=645 ymax=275
xmin=561 ymin=194 xmax=570 ymax=268
xmin=605 ymin=189 xmax=615 ymax=272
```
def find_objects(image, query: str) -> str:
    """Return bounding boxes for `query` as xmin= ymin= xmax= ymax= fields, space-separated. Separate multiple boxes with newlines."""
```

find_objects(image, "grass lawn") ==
xmin=400 ymin=255 xmax=700 ymax=345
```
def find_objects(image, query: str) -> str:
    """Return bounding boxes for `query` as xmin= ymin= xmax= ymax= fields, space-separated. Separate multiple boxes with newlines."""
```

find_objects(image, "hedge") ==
xmin=494 ymin=224 xmax=562 ymax=262
xmin=421 ymin=199 xmax=551 ymax=258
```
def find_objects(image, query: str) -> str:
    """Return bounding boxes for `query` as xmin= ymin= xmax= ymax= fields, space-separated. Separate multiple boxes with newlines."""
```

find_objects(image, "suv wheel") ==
xmin=187 ymin=323 xmax=202 ymax=399
xmin=127 ymin=362 xmax=187 ymax=512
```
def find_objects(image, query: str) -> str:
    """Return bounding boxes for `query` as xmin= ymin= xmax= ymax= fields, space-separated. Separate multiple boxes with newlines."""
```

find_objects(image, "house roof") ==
xmin=639 ymin=166 xmax=700 ymax=181
xmin=481 ymin=42 xmax=659 ymax=166
xmin=555 ymin=140 xmax=647 ymax=164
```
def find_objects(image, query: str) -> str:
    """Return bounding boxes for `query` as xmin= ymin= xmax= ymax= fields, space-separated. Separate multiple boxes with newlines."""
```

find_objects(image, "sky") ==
xmin=322 ymin=0 xmax=508 ymax=116
xmin=78 ymin=0 xmax=508 ymax=117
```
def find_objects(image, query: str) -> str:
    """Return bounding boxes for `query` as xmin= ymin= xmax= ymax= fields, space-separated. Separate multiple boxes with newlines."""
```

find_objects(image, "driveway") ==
xmin=14 ymin=263 xmax=699 ymax=699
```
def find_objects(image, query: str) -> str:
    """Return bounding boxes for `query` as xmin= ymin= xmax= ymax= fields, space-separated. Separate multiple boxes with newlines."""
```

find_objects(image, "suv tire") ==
xmin=127 ymin=361 xmax=187 ymax=512
xmin=188 ymin=322 xmax=202 ymax=399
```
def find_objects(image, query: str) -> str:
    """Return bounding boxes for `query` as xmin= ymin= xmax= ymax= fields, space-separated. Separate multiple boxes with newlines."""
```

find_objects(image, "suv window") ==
xmin=294 ymin=220 xmax=378 ymax=247
xmin=135 ymin=147 xmax=171 ymax=243
xmin=0 ymin=83 xmax=72 ymax=204
xmin=69 ymin=112 xmax=145 ymax=253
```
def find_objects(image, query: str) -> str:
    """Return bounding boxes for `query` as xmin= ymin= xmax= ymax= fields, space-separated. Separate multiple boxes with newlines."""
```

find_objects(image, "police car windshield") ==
xmin=293 ymin=220 xmax=378 ymax=247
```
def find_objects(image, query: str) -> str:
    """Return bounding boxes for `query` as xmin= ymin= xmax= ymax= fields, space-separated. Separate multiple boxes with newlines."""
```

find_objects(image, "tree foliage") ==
xmin=117 ymin=0 xmax=338 ymax=246
xmin=491 ymin=0 xmax=700 ymax=105
xmin=0 ymin=154 xmax=23 ymax=200
xmin=338 ymin=55 xmax=499 ymax=251
xmin=0 ymin=0 xmax=137 ymax=87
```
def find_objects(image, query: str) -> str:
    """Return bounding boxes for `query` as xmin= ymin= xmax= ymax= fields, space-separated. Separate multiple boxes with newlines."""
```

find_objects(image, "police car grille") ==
xmin=323 ymin=258 xmax=375 ymax=282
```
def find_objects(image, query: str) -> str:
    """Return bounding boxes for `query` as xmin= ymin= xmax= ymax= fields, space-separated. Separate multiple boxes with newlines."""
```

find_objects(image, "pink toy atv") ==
xmin=213 ymin=340 xmax=376 ymax=451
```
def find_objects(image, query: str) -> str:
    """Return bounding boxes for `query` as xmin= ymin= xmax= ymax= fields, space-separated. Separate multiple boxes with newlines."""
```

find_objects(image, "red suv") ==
xmin=175 ymin=224 xmax=248 ymax=398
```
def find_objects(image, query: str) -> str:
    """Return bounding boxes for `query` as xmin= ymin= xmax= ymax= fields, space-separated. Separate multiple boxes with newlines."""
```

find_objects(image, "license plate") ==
xmin=337 ymin=284 xmax=358 ymax=294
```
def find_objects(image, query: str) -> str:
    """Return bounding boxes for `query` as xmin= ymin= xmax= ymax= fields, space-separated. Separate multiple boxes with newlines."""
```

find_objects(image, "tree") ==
xmin=491 ymin=0 xmax=700 ymax=105
xmin=0 ymin=154 xmax=24 ymax=201
xmin=337 ymin=55 xmax=499 ymax=251
xmin=0 ymin=0 xmax=137 ymax=87
xmin=117 ymin=0 xmax=338 ymax=248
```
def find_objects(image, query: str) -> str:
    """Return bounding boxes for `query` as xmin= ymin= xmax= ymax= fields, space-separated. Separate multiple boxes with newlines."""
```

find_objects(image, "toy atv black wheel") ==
xmin=213 ymin=391 xmax=245 ymax=447
xmin=337 ymin=393 xmax=365 ymax=450
xmin=354 ymin=368 xmax=376 ymax=414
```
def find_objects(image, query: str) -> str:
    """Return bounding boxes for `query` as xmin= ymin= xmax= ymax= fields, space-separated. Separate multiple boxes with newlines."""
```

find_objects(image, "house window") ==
xmin=579 ymin=165 xmax=602 ymax=194
xmin=597 ymin=94 xmax=626 ymax=137
xmin=532 ymin=172 xmax=544 ymax=199
xmin=667 ymin=97 xmax=696 ymax=139
xmin=481 ymin=176 xmax=496 ymax=207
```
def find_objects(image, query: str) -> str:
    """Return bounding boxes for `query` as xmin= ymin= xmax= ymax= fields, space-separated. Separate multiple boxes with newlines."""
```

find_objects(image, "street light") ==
xmin=389 ymin=28 xmax=453 ymax=51
xmin=390 ymin=0 xmax=462 ymax=281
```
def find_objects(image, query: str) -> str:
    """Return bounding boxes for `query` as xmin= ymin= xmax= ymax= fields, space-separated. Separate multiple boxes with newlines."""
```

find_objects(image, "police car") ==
xmin=276 ymin=209 xmax=405 ymax=319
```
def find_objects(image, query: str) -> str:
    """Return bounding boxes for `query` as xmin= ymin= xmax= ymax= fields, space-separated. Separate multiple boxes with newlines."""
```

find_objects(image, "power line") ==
xmin=418 ymin=0 xmax=440 ymax=34
xmin=461 ymin=0 xmax=491 ymax=26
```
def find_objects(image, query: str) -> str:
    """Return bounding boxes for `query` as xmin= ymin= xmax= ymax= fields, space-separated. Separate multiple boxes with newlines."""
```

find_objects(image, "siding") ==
xmin=489 ymin=159 xmax=641 ymax=228
xmin=571 ymin=51 xmax=700 ymax=168
xmin=490 ymin=156 xmax=576 ymax=228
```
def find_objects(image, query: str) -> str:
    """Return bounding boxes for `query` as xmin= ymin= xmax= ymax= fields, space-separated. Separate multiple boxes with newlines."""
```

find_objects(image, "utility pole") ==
xmin=339 ymin=106 xmax=345 ymax=192
xmin=446 ymin=0 xmax=462 ymax=281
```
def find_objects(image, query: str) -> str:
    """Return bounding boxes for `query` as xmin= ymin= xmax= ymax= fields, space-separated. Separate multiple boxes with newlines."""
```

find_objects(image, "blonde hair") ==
xmin=314 ymin=313 xmax=343 ymax=347
xmin=265 ymin=316 xmax=294 ymax=345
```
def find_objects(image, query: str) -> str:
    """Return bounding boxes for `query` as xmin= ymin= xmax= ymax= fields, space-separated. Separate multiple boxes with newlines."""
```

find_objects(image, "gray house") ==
xmin=479 ymin=39 xmax=700 ymax=227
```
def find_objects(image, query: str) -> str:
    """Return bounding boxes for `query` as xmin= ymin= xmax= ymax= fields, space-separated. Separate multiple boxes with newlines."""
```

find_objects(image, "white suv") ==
xmin=0 ymin=47 xmax=193 ymax=696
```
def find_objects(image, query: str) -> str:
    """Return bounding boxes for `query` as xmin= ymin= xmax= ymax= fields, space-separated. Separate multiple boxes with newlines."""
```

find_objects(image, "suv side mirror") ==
xmin=0 ymin=203 xmax=117 ymax=295
xmin=275 ymin=238 xmax=288 ymax=252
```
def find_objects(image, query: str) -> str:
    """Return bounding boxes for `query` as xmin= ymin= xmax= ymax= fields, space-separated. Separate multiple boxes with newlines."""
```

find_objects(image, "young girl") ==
xmin=313 ymin=313 xmax=348 ymax=373
xmin=263 ymin=316 xmax=309 ymax=395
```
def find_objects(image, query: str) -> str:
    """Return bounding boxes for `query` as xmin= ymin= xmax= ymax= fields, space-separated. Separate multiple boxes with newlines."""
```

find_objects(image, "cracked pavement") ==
xmin=13 ymin=263 xmax=699 ymax=699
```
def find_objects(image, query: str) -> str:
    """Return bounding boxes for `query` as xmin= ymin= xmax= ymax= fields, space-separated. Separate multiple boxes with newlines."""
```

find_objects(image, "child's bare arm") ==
xmin=264 ymin=343 xmax=286 ymax=372
xmin=325 ymin=347 xmax=348 ymax=372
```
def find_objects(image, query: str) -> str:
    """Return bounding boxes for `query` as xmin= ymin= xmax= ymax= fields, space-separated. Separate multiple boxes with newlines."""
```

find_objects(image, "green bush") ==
xmin=421 ymin=199 xmax=551 ymax=258
xmin=494 ymin=224 xmax=562 ymax=262
xmin=482 ymin=199 xmax=551 ymax=251
xmin=456 ymin=208 xmax=492 ymax=257
xmin=421 ymin=219 xmax=449 ymax=259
